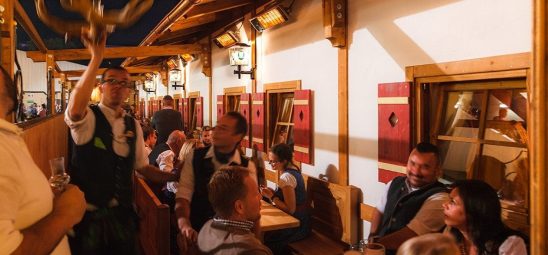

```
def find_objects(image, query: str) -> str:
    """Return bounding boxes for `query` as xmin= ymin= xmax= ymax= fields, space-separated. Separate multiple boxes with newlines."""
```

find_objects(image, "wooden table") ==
xmin=260 ymin=200 xmax=300 ymax=232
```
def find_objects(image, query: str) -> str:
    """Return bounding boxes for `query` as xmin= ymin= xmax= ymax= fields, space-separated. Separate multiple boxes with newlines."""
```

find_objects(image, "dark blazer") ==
xmin=151 ymin=108 xmax=183 ymax=145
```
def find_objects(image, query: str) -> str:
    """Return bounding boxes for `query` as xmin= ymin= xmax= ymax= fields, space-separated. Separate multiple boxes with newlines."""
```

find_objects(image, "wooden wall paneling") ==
xmin=377 ymin=82 xmax=412 ymax=183
xmin=134 ymin=176 xmax=170 ymax=255
xmin=293 ymin=90 xmax=314 ymax=165
xmin=531 ymin=0 xmax=547 ymax=254
xmin=240 ymin=93 xmax=251 ymax=148
xmin=251 ymin=93 xmax=265 ymax=151
xmin=21 ymin=115 xmax=69 ymax=177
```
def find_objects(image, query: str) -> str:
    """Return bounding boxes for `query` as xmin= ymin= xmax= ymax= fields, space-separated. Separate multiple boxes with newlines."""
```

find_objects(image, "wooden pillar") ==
xmin=46 ymin=54 xmax=56 ymax=114
xmin=0 ymin=0 xmax=14 ymax=77
xmin=531 ymin=0 xmax=547 ymax=254
xmin=60 ymin=73 xmax=67 ymax=113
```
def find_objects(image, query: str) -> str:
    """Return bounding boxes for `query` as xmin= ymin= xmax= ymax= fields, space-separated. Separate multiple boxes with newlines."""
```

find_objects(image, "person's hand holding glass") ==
xmin=49 ymin=156 xmax=70 ymax=192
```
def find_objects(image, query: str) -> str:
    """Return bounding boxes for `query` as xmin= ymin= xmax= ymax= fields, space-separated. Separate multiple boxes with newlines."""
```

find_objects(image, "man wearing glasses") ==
xmin=65 ymin=30 xmax=178 ymax=254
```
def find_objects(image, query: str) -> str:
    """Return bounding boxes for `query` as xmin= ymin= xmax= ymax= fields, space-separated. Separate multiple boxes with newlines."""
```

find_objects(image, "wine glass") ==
xmin=49 ymin=156 xmax=70 ymax=192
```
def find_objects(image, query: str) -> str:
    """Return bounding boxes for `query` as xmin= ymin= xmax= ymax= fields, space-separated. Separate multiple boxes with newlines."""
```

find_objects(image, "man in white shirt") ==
xmin=175 ymin=112 xmax=257 ymax=253
xmin=65 ymin=30 xmax=178 ymax=254
xmin=156 ymin=130 xmax=186 ymax=207
xmin=0 ymin=65 xmax=86 ymax=255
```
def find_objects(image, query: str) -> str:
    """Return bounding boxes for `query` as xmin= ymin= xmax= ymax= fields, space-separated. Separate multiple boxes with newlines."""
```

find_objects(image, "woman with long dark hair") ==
xmin=443 ymin=180 xmax=527 ymax=255
xmin=261 ymin=143 xmax=310 ymax=254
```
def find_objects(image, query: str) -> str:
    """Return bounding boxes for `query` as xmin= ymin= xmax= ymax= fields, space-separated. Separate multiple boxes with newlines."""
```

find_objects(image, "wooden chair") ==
xmin=288 ymin=176 xmax=359 ymax=255
xmin=134 ymin=176 xmax=170 ymax=255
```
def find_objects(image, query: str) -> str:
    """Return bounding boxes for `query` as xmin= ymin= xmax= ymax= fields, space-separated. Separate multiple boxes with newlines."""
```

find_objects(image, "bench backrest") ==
xmin=134 ymin=176 xmax=170 ymax=255
xmin=306 ymin=176 xmax=359 ymax=245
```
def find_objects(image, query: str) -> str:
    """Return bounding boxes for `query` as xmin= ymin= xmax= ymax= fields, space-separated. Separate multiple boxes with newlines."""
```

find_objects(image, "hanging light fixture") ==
xmin=170 ymin=68 xmax=184 ymax=89
xmin=250 ymin=5 xmax=289 ymax=32
xmin=143 ymin=73 xmax=156 ymax=93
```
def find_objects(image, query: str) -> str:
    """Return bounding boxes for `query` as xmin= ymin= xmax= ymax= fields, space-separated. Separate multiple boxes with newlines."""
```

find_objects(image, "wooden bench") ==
xmin=288 ymin=176 xmax=360 ymax=255
xmin=134 ymin=176 xmax=170 ymax=255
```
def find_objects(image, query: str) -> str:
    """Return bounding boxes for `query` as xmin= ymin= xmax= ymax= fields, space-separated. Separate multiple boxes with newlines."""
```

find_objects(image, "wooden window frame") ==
xmin=264 ymin=80 xmax=302 ymax=152
xmin=223 ymin=86 xmax=246 ymax=113
xmin=187 ymin=91 xmax=200 ymax=130
xmin=407 ymin=52 xmax=531 ymax=233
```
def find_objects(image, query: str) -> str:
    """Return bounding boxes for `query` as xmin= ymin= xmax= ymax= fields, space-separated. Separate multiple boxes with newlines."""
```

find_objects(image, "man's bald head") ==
xmin=166 ymin=130 xmax=186 ymax=155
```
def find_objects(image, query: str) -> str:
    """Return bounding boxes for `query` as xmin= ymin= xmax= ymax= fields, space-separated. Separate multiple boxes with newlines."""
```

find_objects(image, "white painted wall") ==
xmin=348 ymin=0 xmax=531 ymax=235
xmin=187 ymin=58 xmax=211 ymax=126
xmin=258 ymin=0 xmax=339 ymax=178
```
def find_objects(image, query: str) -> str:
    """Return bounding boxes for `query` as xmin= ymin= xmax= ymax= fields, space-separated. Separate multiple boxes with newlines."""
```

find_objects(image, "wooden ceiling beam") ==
xmin=14 ymin=0 xmax=48 ymax=53
xmin=26 ymin=44 xmax=202 ymax=62
xmin=169 ymin=12 xmax=218 ymax=31
xmin=184 ymin=0 xmax=253 ymax=18
xmin=56 ymin=65 xmax=162 ymax=78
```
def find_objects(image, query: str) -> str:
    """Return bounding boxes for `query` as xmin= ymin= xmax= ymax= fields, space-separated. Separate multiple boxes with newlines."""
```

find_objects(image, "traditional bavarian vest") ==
xmin=190 ymin=146 xmax=249 ymax=231
xmin=69 ymin=105 xmax=136 ymax=208
xmin=274 ymin=169 xmax=307 ymax=209
xmin=379 ymin=176 xmax=446 ymax=237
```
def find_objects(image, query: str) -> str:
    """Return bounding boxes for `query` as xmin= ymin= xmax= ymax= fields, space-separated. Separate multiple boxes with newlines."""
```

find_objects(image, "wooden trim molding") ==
xmin=409 ymin=52 xmax=530 ymax=78
xmin=338 ymin=47 xmax=349 ymax=186
xmin=223 ymin=86 xmax=246 ymax=95
xmin=188 ymin=91 xmax=200 ymax=98
xmin=263 ymin=80 xmax=301 ymax=92
xmin=531 ymin=0 xmax=547 ymax=254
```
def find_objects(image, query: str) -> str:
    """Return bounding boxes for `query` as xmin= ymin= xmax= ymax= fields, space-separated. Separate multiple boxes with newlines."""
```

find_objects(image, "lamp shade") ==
xmin=169 ymin=68 xmax=182 ymax=83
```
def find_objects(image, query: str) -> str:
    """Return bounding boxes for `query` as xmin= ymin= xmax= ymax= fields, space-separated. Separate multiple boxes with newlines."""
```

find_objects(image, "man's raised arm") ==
xmin=67 ymin=31 xmax=106 ymax=121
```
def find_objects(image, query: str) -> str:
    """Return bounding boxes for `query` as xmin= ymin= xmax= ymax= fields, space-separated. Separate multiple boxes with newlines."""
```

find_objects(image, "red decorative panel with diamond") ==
xmin=217 ymin=95 xmax=225 ymax=123
xmin=240 ymin=93 xmax=251 ymax=148
xmin=293 ymin=90 xmax=314 ymax=164
xmin=378 ymin=82 xmax=412 ymax=183
xmin=251 ymin=93 xmax=265 ymax=152
xmin=183 ymin=98 xmax=189 ymax=131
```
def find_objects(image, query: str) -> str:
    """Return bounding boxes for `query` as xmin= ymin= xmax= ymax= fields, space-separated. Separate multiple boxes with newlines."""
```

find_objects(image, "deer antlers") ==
xmin=36 ymin=0 xmax=154 ymax=40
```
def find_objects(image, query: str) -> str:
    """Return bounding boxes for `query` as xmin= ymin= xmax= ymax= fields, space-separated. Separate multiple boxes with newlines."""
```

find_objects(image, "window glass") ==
xmin=484 ymin=89 xmax=527 ymax=144
xmin=438 ymin=140 xmax=477 ymax=182
xmin=440 ymin=91 xmax=483 ymax=138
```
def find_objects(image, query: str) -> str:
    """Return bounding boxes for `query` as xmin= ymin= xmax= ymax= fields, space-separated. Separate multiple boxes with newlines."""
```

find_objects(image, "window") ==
xmin=268 ymin=92 xmax=294 ymax=147
xmin=223 ymin=86 xmax=246 ymax=113
xmin=410 ymin=53 xmax=530 ymax=233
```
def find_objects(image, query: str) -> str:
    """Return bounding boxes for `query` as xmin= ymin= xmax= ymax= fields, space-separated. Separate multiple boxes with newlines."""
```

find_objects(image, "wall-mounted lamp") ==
xmin=229 ymin=45 xmax=254 ymax=80
xmin=170 ymin=68 xmax=184 ymax=90
xmin=250 ymin=5 xmax=290 ymax=32
xmin=143 ymin=73 xmax=156 ymax=93
xmin=213 ymin=31 xmax=239 ymax=48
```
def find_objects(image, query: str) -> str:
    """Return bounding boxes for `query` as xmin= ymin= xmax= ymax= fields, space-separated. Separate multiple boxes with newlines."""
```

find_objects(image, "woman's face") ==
xmin=443 ymin=188 xmax=467 ymax=231
xmin=268 ymin=152 xmax=285 ymax=171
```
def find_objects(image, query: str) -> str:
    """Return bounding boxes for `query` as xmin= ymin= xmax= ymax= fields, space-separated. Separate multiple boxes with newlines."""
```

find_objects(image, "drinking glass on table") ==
xmin=363 ymin=242 xmax=385 ymax=255
xmin=49 ymin=156 xmax=70 ymax=192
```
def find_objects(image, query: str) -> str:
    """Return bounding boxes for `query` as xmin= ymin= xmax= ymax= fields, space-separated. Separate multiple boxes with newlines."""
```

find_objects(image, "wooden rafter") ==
xmin=122 ymin=0 xmax=200 ymax=67
xmin=184 ymin=0 xmax=253 ymax=18
xmin=169 ymin=12 xmax=217 ymax=31
xmin=26 ymin=44 xmax=202 ymax=62
xmin=56 ymin=65 xmax=162 ymax=78
xmin=14 ymin=0 xmax=47 ymax=53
